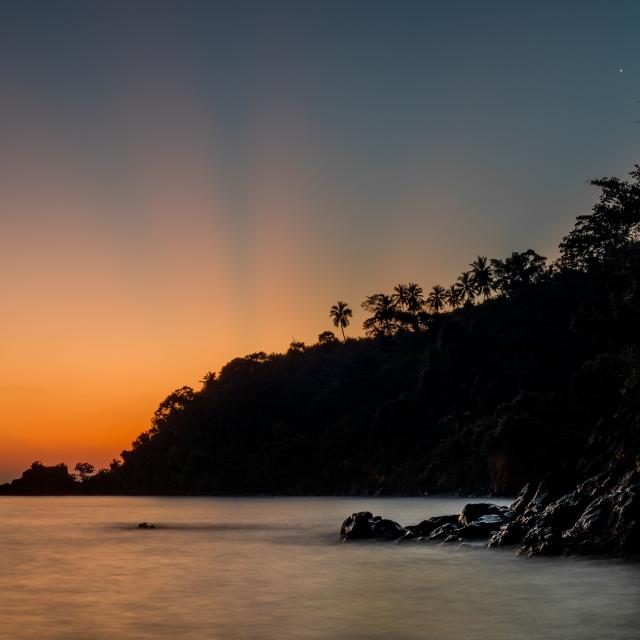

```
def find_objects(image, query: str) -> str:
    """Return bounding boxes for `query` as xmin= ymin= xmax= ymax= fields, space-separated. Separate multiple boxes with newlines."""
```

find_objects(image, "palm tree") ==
xmin=329 ymin=301 xmax=353 ymax=341
xmin=200 ymin=371 xmax=216 ymax=390
xmin=361 ymin=294 xmax=397 ymax=336
xmin=444 ymin=284 xmax=463 ymax=309
xmin=457 ymin=271 xmax=476 ymax=304
xmin=427 ymin=284 xmax=446 ymax=313
xmin=405 ymin=282 xmax=425 ymax=313
xmin=470 ymin=255 xmax=493 ymax=300
xmin=392 ymin=283 xmax=409 ymax=309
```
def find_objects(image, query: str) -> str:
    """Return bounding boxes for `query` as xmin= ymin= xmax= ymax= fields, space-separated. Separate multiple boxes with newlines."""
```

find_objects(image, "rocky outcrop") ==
xmin=488 ymin=468 xmax=640 ymax=557
xmin=340 ymin=502 xmax=512 ymax=544
xmin=340 ymin=469 xmax=640 ymax=557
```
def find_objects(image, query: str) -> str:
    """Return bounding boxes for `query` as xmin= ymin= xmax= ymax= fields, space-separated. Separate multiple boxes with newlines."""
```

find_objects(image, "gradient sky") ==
xmin=0 ymin=1 xmax=638 ymax=481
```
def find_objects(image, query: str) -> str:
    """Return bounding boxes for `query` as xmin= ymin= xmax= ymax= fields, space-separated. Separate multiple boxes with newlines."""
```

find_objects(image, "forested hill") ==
xmin=3 ymin=166 xmax=640 ymax=497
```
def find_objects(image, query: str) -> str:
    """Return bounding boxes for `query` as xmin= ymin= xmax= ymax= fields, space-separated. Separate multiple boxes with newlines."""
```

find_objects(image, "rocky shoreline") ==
xmin=341 ymin=466 xmax=640 ymax=557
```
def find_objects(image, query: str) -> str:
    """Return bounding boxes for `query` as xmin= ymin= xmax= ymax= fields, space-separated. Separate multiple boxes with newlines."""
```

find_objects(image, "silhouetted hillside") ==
xmin=3 ymin=166 xmax=639 ymax=498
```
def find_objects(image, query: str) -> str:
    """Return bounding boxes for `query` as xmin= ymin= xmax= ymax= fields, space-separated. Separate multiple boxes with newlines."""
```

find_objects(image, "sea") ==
xmin=0 ymin=496 xmax=638 ymax=639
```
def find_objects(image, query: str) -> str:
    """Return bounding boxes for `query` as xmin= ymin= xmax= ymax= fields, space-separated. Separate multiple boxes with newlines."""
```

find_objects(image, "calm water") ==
xmin=0 ymin=497 xmax=638 ymax=640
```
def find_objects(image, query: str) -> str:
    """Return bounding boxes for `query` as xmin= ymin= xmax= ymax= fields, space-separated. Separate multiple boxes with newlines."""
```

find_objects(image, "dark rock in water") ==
xmin=519 ymin=525 xmax=563 ymax=556
xmin=487 ymin=519 xmax=528 ymax=547
xmin=340 ymin=512 xmax=406 ymax=541
xmin=428 ymin=522 xmax=461 ymax=541
xmin=137 ymin=522 xmax=155 ymax=529
xmin=524 ymin=480 xmax=557 ymax=516
xmin=458 ymin=503 xmax=507 ymax=526
xmin=537 ymin=490 xmax=590 ymax=529
xmin=406 ymin=514 xmax=459 ymax=537
xmin=459 ymin=513 xmax=509 ymax=539
xmin=510 ymin=483 xmax=534 ymax=517
xmin=339 ymin=469 xmax=640 ymax=556
xmin=397 ymin=529 xmax=420 ymax=542
xmin=340 ymin=511 xmax=374 ymax=540
xmin=371 ymin=518 xmax=406 ymax=540
xmin=513 ymin=469 xmax=640 ymax=556
xmin=559 ymin=469 xmax=640 ymax=556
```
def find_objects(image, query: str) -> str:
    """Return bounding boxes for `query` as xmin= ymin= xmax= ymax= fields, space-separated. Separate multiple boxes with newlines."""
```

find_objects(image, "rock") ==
xmin=397 ymin=530 xmax=420 ymax=542
xmin=514 ymin=469 xmax=640 ymax=557
xmin=559 ymin=470 xmax=640 ymax=555
xmin=510 ymin=483 xmax=534 ymax=517
xmin=459 ymin=513 xmax=508 ymax=539
xmin=458 ymin=503 xmax=508 ymax=526
xmin=428 ymin=522 xmax=461 ymax=541
xmin=405 ymin=514 xmax=459 ymax=537
xmin=371 ymin=518 xmax=406 ymax=540
xmin=137 ymin=522 xmax=155 ymax=529
xmin=340 ymin=512 xmax=406 ymax=541
xmin=338 ymin=469 xmax=640 ymax=556
xmin=487 ymin=519 xmax=528 ymax=547
xmin=340 ymin=511 xmax=374 ymax=540
xmin=537 ymin=491 xmax=590 ymax=529
xmin=519 ymin=525 xmax=563 ymax=556
xmin=524 ymin=480 xmax=556 ymax=516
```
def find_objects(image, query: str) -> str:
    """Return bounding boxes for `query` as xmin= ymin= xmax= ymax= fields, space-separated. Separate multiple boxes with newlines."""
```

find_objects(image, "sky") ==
xmin=0 ymin=0 xmax=638 ymax=481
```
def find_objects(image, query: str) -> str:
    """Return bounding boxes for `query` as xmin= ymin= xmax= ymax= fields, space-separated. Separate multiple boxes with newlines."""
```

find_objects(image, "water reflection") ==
xmin=0 ymin=497 xmax=638 ymax=639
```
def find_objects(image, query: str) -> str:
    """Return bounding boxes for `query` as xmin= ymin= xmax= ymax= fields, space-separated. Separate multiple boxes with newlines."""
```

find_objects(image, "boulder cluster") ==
xmin=340 ymin=467 xmax=640 ymax=557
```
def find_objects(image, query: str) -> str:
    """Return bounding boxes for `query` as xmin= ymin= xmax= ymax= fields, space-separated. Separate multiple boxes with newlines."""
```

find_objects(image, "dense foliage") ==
xmin=3 ymin=166 xmax=640 ymax=496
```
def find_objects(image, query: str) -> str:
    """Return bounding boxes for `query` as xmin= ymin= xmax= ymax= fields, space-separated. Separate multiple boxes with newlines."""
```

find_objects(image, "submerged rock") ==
xmin=137 ymin=522 xmax=155 ymax=529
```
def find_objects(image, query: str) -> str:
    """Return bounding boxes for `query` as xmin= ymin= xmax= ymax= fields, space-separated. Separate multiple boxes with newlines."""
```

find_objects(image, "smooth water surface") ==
xmin=0 ymin=496 xmax=638 ymax=639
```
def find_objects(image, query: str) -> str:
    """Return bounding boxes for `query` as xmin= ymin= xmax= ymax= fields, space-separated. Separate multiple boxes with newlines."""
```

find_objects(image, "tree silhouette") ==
xmin=288 ymin=340 xmax=306 ymax=353
xmin=444 ymin=284 xmax=463 ymax=309
xmin=318 ymin=330 xmax=338 ymax=345
xmin=457 ymin=271 xmax=476 ymax=304
xmin=362 ymin=294 xmax=397 ymax=336
xmin=491 ymin=250 xmax=547 ymax=296
xmin=330 ymin=301 xmax=353 ymax=341
xmin=470 ymin=256 xmax=493 ymax=300
xmin=559 ymin=166 xmax=640 ymax=270
xmin=74 ymin=462 xmax=95 ymax=482
xmin=427 ymin=284 xmax=447 ymax=313
xmin=392 ymin=284 xmax=410 ymax=309
xmin=200 ymin=371 xmax=216 ymax=390
xmin=405 ymin=282 xmax=425 ymax=313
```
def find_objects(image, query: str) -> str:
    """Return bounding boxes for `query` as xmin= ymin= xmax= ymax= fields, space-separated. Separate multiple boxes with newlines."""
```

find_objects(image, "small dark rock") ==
xmin=487 ymin=519 xmax=529 ymax=547
xmin=458 ymin=503 xmax=507 ymax=526
xmin=510 ymin=483 xmax=534 ymax=517
xmin=340 ymin=511 xmax=374 ymax=540
xmin=405 ymin=514 xmax=459 ymax=537
xmin=428 ymin=522 xmax=461 ymax=541
xmin=371 ymin=518 xmax=406 ymax=540
xmin=137 ymin=522 xmax=155 ymax=529
xmin=458 ymin=514 xmax=507 ymax=539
